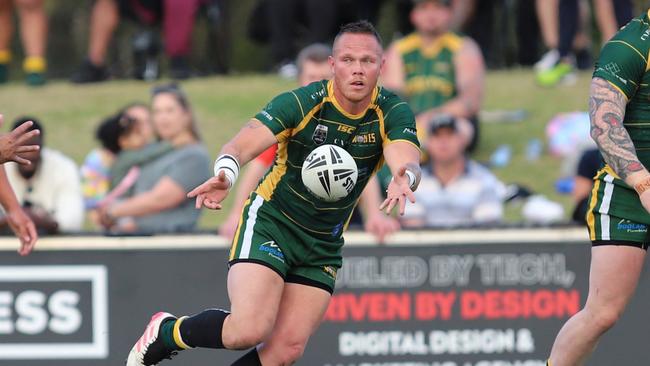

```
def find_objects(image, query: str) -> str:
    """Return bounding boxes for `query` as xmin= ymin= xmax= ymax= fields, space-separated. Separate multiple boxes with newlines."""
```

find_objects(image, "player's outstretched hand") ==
xmin=379 ymin=166 xmax=416 ymax=216
xmin=6 ymin=208 xmax=37 ymax=256
xmin=364 ymin=213 xmax=400 ymax=244
xmin=0 ymin=116 xmax=40 ymax=165
xmin=188 ymin=170 xmax=231 ymax=210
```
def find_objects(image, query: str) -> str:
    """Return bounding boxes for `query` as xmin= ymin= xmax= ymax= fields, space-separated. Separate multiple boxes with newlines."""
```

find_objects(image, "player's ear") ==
xmin=328 ymin=55 xmax=335 ymax=70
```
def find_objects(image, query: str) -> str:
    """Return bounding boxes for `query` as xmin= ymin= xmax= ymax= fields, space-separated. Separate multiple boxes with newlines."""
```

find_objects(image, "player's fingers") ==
xmin=15 ymin=145 xmax=39 ymax=153
xmin=406 ymin=189 xmax=416 ymax=203
xmin=194 ymin=194 xmax=204 ymax=209
xmin=399 ymin=195 xmax=407 ymax=216
xmin=379 ymin=198 xmax=389 ymax=211
xmin=385 ymin=197 xmax=397 ymax=215
xmin=15 ymin=128 xmax=40 ymax=144
xmin=188 ymin=181 xmax=210 ymax=198
xmin=10 ymin=121 xmax=33 ymax=137
xmin=12 ymin=155 xmax=32 ymax=166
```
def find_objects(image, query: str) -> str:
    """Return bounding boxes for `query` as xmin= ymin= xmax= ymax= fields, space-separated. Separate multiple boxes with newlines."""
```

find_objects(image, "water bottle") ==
xmin=490 ymin=145 xmax=512 ymax=168
xmin=526 ymin=139 xmax=543 ymax=161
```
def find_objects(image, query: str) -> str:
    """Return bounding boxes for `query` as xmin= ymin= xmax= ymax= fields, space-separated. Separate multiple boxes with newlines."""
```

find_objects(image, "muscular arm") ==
xmin=384 ymin=142 xmax=422 ymax=189
xmin=220 ymin=119 xmax=278 ymax=166
xmin=589 ymin=77 xmax=647 ymax=185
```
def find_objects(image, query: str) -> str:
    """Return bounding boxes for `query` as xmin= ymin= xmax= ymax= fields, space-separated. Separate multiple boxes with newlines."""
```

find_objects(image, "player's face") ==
xmin=427 ymin=128 xmax=465 ymax=164
xmin=330 ymin=33 xmax=384 ymax=103
xmin=151 ymin=93 xmax=192 ymax=142
xmin=298 ymin=60 xmax=332 ymax=87
xmin=411 ymin=1 xmax=452 ymax=37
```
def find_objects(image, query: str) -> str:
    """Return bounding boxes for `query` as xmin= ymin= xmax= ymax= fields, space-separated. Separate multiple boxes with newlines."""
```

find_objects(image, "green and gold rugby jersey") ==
xmin=253 ymin=79 xmax=419 ymax=239
xmin=593 ymin=10 xmax=650 ymax=155
xmin=395 ymin=32 xmax=463 ymax=115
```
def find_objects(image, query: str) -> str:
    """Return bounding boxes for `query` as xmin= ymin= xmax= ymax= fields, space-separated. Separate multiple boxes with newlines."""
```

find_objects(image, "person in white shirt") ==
xmin=2 ymin=117 xmax=83 ymax=234
xmin=402 ymin=114 xmax=505 ymax=227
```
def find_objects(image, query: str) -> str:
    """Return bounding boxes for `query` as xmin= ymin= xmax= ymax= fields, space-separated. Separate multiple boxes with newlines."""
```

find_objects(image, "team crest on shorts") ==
xmin=312 ymin=124 xmax=328 ymax=145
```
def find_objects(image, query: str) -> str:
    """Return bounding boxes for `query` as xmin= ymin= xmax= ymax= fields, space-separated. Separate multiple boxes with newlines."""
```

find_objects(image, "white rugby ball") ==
xmin=301 ymin=144 xmax=358 ymax=202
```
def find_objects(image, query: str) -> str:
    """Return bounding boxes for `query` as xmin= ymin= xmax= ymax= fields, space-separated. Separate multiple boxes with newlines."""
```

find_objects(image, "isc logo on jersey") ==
xmin=301 ymin=144 xmax=358 ymax=202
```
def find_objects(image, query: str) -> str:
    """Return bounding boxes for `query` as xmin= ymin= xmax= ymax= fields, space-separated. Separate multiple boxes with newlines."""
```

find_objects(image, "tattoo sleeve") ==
xmin=589 ymin=77 xmax=644 ymax=181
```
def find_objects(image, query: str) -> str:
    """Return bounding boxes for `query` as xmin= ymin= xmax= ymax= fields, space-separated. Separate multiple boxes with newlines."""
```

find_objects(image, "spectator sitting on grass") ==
xmin=97 ymin=84 xmax=210 ymax=234
xmin=402 ymin=115 xmax=505 ymax=228
xmin=1 ymin=117 xmax=83 ymax=234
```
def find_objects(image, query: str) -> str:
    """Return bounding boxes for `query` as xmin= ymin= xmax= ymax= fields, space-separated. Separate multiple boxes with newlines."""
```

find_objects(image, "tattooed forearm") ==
xmin=589 ymin=77 xmax=645 ymax=181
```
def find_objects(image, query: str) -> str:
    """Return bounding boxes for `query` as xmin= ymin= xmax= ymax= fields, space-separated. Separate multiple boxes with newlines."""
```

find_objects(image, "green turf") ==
xmin=0 ymin=69 xmax=592 ymax=229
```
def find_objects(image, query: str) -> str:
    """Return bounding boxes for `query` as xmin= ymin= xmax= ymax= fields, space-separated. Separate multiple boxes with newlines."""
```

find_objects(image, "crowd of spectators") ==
xmin=0 ymin=0 xmax=634 ymax=237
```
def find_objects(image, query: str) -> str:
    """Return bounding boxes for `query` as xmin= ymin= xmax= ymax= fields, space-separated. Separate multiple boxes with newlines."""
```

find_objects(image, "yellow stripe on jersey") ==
xmin=279 ymin=209 xmax=332 ymax=235
xmin=587 ymin=167 xmax=608 ymax=240
xmin=256 ymin=137 xmax=289 ymax=200
xmin=291 ymin=104 xmax=322 ymax=137
xmin=291 ymin=91 xmax=305 ymax=118
xmin=230 ymin=198 xmax=251 ymax=260
xmin=383 ymin=138 xmax=421 ymax=151
xmin=587 ymin=179 xmax=602 ymax=241
xmin=372 ymin=105 xmax=388 ymax=142
xmin=396 ymin=32 xmax=463 ymax=58
xmin=609 ymin=40 xmax=647 ymax=64
xmin=602 ymin=164 xmax=620 ymax=180
xmin=325 ymin=80 xmax=379 ymax=120
xmin=606 ymin=81 xmax=630 ymax=101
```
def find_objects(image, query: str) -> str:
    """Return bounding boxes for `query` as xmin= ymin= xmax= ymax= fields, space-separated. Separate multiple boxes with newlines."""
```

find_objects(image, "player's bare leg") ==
xmin=255 ymin=283 xmax=331 ymax=365
xmin=548 ymin=245 xmax=645 ymax=366
xmin=127 ymin=263 xmax=285 ymax=365
xmin=222 ymin=263 xmax=285 ymax=349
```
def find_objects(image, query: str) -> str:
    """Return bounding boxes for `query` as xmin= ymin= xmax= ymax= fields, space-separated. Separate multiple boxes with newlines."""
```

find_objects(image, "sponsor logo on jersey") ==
xmin=260 ymin=110 xmax=273 ymax=122
xmin=353 ymin=133 xmax=377 ymax=145
xmin=258 ymin=240 xmax=285 ymax=262
xmin=331 ymin=222 xmax=344 ymax=237
xmin=617 ymin=219 xmax=647 ymax=233
xmin=312 ymin=124 xmax=328 ymax=145
xmin=403 ymin=127 xmax=417 ymax=136
xmin=322 ymin=266 xmax=338 ymax=279
xmin=642 ymin=28 xmax=650 ymax=41
xmin=337 ymin=125 xmax=356 ymax=134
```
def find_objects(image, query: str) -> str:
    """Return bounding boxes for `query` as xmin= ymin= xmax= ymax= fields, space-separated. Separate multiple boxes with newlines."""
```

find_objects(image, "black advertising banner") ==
xmin=1 ymin=239 xmax=650 ymax=365
xmin=310 ymin=244 xmax=590 ymax=366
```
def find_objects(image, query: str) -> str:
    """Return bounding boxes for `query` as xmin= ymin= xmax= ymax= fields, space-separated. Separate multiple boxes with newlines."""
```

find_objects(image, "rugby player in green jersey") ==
xmin=126 ymin=21 xmax=422 ymax=366
xmin=547 ymin=10 xmax=650 ymax=366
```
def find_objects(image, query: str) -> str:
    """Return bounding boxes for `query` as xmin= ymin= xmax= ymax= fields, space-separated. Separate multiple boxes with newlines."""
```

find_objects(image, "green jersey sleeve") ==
xmin=254 ymin=91 xmax=305 ymax=142
xmin=383 ymin=101 xmax=420 ymax=149
xmin=593 ymin=21 xmax=650 ymax=99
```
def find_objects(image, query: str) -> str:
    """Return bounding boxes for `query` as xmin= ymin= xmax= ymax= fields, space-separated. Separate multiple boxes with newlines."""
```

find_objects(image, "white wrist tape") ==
xmin=405 ymin=170 xmax=417 ymax=191
xmin=214 ymin=154 xmax=240 ymax=188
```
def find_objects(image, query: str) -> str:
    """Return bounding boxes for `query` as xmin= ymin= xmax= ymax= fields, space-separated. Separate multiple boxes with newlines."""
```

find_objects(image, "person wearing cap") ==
xmin=382 ymin=0 xmax=485 ymax=152
xmin=401 ymin=115 xmax=504 ymax=227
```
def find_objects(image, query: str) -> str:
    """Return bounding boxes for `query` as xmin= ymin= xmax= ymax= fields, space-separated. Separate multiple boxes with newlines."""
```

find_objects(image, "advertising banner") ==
xmin=0 ymin=237 xmax=648 ymax=365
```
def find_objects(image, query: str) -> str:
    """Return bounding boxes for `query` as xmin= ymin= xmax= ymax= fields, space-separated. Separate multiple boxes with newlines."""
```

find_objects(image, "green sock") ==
xmin=160 ymin=319 xmax=183 ymax=351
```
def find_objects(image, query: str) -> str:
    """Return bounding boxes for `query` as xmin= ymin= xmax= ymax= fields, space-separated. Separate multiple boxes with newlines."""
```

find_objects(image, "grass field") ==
xmin=0 ymin=69 xmax=592 ymax=230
